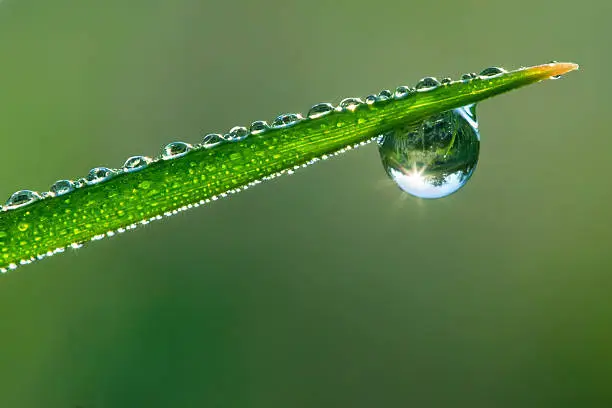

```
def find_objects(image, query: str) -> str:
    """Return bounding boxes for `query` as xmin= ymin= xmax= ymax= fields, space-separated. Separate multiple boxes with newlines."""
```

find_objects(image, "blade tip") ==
xmin=542 ymin=61 xmax=580 ymax=77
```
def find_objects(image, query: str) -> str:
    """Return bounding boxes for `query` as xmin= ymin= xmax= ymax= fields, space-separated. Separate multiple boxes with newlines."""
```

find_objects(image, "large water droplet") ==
xmin=339 ymin=98 xmax=364 ymax=111
xmin=162 ymin=141 xmax=192 ymax=159
xmin=50 ymin=179 xmax=76 ymax=196
xmin=226 ymin=126 xmax=249 ymax=141
xmin=202 ymin=133 xmax=224 ymax=148
xmin=479 ymin=66 xmax=507 ymax=77
xmin=249 ymin=121 xmax=269 ymax=135
xmin=377 ymin=105 xmax=480 ymax=199
xmin=308 ymin=103 xmax=334 ymax=119
xmin=86 ymin=167 xmax=115 ymax=185
xmin=415 ymin=77 xmax=441 ymax=92
xmin=271 ymin=113 xmax=303 ymax=128
xmin=5 ymin=190 xmax=42 ymax=209
xmin=123 ymin=156 xmax=152 ymax=173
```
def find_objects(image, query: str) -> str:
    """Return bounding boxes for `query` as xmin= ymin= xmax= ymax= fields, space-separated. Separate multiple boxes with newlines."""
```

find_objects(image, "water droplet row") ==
xmin=1 ymin=65 xmax=508 ymax=212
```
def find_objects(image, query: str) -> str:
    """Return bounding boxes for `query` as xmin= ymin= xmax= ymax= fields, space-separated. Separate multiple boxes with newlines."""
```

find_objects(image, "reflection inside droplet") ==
xmin=86 ymin=167 xmax=115 ymax=185
xmin=50 ymin=179 xmax=75 ymax=196
xmin=377 ymin=105 xmax=480 ymax=199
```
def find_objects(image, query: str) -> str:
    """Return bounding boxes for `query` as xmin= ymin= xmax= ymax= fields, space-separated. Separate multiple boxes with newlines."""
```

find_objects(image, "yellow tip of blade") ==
xmin=529 ymin=62 xmax=580 ymax=79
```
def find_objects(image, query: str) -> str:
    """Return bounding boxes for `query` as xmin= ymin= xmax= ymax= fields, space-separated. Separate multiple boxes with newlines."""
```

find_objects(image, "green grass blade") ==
xmin=0 ymin=62 xmax=579 ymax=273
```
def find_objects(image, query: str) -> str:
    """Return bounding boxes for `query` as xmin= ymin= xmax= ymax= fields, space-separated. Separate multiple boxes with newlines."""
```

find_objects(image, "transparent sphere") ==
xmin=377 ymin=105 xmax=480 ymax=199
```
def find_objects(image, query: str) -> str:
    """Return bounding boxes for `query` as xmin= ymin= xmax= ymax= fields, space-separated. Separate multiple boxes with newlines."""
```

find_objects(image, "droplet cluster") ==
xmin=1 ymin=65 xmax=508 ymax=216
xmin=1 ymin=65 xmax=511 ymax=273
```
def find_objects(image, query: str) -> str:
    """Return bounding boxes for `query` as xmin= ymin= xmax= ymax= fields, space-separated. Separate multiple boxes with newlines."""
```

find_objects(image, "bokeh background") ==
xmin=0 ymin=0 xmax=610 ymax=406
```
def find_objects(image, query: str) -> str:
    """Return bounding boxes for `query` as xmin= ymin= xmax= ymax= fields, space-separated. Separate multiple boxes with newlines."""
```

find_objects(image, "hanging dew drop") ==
xmin=249 ymin=121 xmax=269 ymax=135
xmin=162 ymin=142 xmax=192 ymax=159
xmin=271 ymin=113 xmax=303 ymax=128
xmin=307 ymin=103 xmax=334 ymax=119
xmin=123 ymin=156 xmax=152 ymax=173
xmin=5 ymin=190 xmax=42 ymax=209
xmin=377 ymin=104 xmax=480 ymax=199
xmin=202 ymin=133 xmax=225 ymax=148
xmin=50 ymin=180 xmax=76 ymax=196
xmin=415 ymin=77 xmax=441 ymax=92
xmin=86 ymin=167 xmax=115 ymax=185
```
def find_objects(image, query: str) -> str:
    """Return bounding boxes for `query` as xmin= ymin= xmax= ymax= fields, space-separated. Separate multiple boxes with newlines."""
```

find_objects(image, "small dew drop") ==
xmin=441 ymin=78 xmax=452 ymax=85
xmin=123 ymin=156 xmax=152 ymax=173
xmin=202 ymin=133 xmax=225 ymax=148
xmin=308 ymin=103 xmax=334 ymax=119
xmin=74 ymin=178 xmax=88 ymax=188
xmin=271 ymin=113 xmax=303 ymax=128
xmin=461 ymin=73 xmax=472 ymax=81
xmin=86 ymin=167 xmax=115 ymax=185
xmin=50 ymin=180 xmax=76 ymax=196
xmin=479 ymin=66 xmax=507 ymax=77
xmin=365 ymin=95 xmax=378 ymax=105
xmin=394 ymin=86 xmax=413 ymax=99
xmin=377 ymin=90 xmax=392 ymax=101
xmin=415 ymin=77 xmax=441 ymax=92
xmin=249 ymin=121 xmax=270 ymax=135
xmin=162 ymin=142 xmax=192 ymax=159
xmin=5 ymin=190 xmax=42 ymax=210
xmin=226 ymin=126 xmax=249 ymax=141
xmin=338 ymin=98 xmax=364 ymax=112
xmin=377 ymin=104 xmax=480 ymax=199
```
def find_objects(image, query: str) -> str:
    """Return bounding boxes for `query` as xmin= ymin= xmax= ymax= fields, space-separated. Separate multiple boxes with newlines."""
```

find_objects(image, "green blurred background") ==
xmin=0 ymin=0 xmax=610 ymax=406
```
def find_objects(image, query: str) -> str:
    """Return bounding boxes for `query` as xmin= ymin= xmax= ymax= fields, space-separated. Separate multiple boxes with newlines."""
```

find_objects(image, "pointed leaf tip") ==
xmin=526 ymin=62 xmax=579 ymax=80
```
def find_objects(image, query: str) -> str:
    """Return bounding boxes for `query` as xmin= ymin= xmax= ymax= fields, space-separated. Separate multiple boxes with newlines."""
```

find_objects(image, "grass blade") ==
xmin=0 ymin=62 xmax=579 ymax=273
